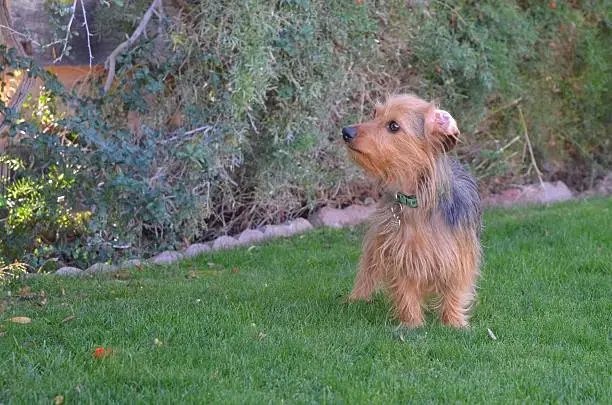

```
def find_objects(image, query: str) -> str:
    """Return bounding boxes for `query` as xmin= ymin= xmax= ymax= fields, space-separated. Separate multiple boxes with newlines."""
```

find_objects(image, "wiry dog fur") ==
xmin=342 ymin=94 xmax=482 ymax=328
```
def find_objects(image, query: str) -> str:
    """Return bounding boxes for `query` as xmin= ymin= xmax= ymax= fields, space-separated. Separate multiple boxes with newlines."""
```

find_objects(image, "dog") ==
xmin=342 ymin=94 xmax=482 ymax=328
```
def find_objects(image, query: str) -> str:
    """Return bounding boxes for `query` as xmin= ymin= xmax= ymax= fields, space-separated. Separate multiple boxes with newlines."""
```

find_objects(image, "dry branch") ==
xmin=103 ymin=0 xmax=163 ymax=93
xmin=53 ymin=0 xmax=78 ymax=64
xmin=79 ymin=0 xmax=94 ymax=67
xmin=518 ymin=106 xmax=545 ymax=188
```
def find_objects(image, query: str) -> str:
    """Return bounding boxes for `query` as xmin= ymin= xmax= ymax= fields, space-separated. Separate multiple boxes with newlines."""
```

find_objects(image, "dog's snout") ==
xmin=342 ymin=126 xmax=357 ymax=143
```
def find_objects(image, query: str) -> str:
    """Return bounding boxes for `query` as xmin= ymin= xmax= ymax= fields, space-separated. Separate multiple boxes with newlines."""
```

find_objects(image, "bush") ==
xmin=0 ymin=1 xmax=610 ymax=269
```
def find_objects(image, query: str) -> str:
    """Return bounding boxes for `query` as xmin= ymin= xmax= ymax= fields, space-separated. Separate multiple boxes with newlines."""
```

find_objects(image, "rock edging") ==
xmin=48 ymin=179 xmax=606 ymax=276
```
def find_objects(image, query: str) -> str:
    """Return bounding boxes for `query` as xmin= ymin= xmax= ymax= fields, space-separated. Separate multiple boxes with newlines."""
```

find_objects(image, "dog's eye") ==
xmin=387 ymin=121 xmax=400 ymax=133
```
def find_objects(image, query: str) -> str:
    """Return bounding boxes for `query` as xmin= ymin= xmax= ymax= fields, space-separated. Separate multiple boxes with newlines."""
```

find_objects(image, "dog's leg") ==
xmin=348 ymin=257 xmax=379 ymax=301
xmin=439 ymin=284 xmax=474 ymax=328
xmin=391 ymin=281 xmax=424 ymax=327
xmin=348 ymin=231 xmax=381 ymax=301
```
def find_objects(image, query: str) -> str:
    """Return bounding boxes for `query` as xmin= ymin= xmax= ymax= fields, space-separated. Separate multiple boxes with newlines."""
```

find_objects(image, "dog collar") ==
xmin=394 ymin=192 xmax=418 ymax=208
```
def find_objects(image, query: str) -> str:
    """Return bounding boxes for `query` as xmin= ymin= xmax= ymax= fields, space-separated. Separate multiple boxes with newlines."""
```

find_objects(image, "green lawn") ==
xmin=1 ymin=198 xmax=611 ymax=404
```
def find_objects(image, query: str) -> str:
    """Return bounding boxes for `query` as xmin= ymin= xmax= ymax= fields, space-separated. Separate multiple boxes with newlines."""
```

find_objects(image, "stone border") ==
xmin=46 ymin=178 xmax=611 ymax=277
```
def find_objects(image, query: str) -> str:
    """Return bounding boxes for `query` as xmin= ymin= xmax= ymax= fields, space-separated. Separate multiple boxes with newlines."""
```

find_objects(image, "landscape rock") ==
xmin=262 ymin=224 xmax=293 ymax=238
xmin=183 ymin=243 xmax=211 ymax=258
xmin=521 ymin=181 xmax=573 ymax=204
xmin=287 ymin=218 xmax=313 ymax=234
xmin=86 ymin=263 xmax=117 ymax=274
xmin=484 ymin=181 xmax=573 ymax=207
xmin=150 ymin=251 xmax=183 ymax=265
xmin=119 ymin=259 xmax=142 ymax=269
xmin=55 ymin=267 xmax=84 ymax=276
xmin=596 ymin=172 xmax=612 ymax=195
xmin=309 ymin=204 xmax=376 ymax=228
xmin=237 ymin=229 xmax=266 ymax=245
xmin=212 ymin=236 xmax=239 ymax=251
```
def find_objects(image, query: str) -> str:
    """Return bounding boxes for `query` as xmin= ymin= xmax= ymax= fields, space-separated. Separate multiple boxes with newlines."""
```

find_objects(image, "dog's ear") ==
xmin=424 ymin=108 xmax=460 ymax=152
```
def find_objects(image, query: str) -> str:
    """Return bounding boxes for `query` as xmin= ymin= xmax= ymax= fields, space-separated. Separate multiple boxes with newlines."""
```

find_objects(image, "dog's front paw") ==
xmin=344 ymin=291 xmax=372 ymax=303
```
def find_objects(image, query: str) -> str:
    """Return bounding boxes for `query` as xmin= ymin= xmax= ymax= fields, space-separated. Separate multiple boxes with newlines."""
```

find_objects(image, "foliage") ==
xmin=0 ymin=1 xmax=610 ymax=269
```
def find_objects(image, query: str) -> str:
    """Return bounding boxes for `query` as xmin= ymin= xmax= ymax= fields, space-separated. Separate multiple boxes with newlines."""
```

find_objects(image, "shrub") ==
xmin=0 ymin=1 xmax=610 ymax=269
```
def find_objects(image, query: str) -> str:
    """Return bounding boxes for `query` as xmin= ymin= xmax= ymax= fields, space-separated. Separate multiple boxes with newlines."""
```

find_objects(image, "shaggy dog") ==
xmin=342 ymin=94 xmax=482 ymax=328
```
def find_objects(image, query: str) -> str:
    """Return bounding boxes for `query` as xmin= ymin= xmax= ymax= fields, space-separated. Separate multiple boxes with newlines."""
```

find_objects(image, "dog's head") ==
xmin=342 ymin=94 xmax=460 ymax=186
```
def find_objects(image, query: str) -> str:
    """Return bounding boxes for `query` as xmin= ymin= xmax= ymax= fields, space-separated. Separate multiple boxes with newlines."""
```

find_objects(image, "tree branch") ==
xmin=79 ymin=0 xmax=94 ymax=67
xmin=53 ymin=0 xmax=78 ymax=64
xmin=0 ymin=24 xmax=41 ymax=47
xmin=159 ymin=124 xmax=214 ymax=144
xmin=518 ymin=106 xmax=545 ymax=188
xmin=103 ymin=0 xmax=163 ymax=93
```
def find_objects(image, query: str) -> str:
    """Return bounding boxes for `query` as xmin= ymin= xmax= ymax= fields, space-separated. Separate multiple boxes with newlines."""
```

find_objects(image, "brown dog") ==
xmin=342 ymin=94 xmax=482 ymax=328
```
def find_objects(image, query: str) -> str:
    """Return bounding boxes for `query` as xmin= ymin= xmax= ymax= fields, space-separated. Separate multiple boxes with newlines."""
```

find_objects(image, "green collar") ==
xmin=394 ymin=192 xmax=418 ymax=208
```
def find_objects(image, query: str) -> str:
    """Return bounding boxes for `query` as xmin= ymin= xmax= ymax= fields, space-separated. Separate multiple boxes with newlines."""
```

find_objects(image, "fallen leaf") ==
xmin=92 ymin=347 xmax=114 ymax=359
xmin=19 ymin=286 xmax=32 ymax=297
xmin=61 ymin=287 xmax=66 ymax=296
xmin=10 ymin=316 xmax=32 ymax=324
xmin=113 ymin=271 xmax=130 ymax=280
xmin=399 ymin=334 xmax=406 ymax=343
xmin=54 ymin=395 xmax=65 ymax=405
xmin=258 ymin=331 xmax=266 ymax=340
xmin=231 ymin=267 xmax=240 ymax=273
xmin=487 ymin=328 xmax=497 ymax=341
xmin=207 ymin=262 xmax=224 ymax=270
xmin=62 ymin=315 xmax=76 ymax=323
xmin=186 ymin=270 xmax=198 ymax=279
xmin=153 ymin=338 xmax=163 ymax=347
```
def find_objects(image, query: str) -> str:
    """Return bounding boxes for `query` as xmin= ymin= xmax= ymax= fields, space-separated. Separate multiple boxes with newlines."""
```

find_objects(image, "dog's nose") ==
xmin=342 ymin=126 xmax=357 ymax=143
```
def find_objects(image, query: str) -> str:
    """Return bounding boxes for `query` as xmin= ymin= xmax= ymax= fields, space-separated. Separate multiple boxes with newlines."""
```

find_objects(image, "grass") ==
xmin=1 ymin=198 xmax=611 ymax=404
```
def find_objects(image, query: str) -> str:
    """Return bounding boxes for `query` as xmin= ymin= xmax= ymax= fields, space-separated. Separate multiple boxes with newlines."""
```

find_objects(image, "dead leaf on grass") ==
xmin=92 ymin=347 xmax=115 ymax=359
xmin=19 ymin=286 xmax=32 ymax=297
xmin=62 ymin=315 xmax=76 ymax=324
xmin=207 ymin=262 xmax=224 ymax=270
xmin=231 ymin=267 xmax=240 ymax=273
xmin=186 ymin=270 xmax=198 ymax=279
xmin=113 ymin=271 xmax=130 ymax=280
xmin=487 ymin=328 xmax=497 ymax=340
xmin=10 ymin=316 xmax=32 ymax=324
xmin=61 ymin=286 xmax=66 ymax=296
xmin=54 ymin=395 xmax=65 ymax=405
xmin=258 ymin=331 xmax=267 ymax=340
